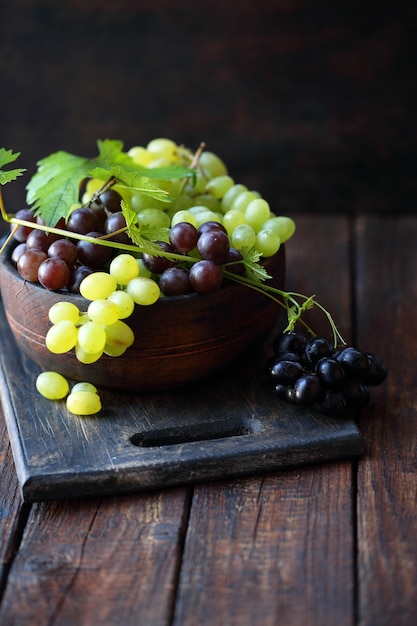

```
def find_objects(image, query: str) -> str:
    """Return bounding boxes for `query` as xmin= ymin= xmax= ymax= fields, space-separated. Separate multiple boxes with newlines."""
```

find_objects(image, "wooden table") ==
xmin=0 ymin=213 xmax=415 ymax=625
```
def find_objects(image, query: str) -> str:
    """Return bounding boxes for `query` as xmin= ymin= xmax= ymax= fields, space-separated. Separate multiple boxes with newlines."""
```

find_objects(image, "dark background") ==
xmin=1 ymin=0 xmax=416 ymax=219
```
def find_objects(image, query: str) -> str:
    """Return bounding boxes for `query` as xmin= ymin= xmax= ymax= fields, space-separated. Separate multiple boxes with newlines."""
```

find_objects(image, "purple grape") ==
xmin=197 ymin=229 xmax=230 ymax=264
xmin=169 ymin=222 xmax=199 ymax=253
xmin=142 ymin=241 xmax=175 ymax=274
xmin=77 ymin=232 xmax=114 ymax=268
xmin=159 ymin=267 xmax=193 ymax=296
xmin=38 ymin=257 xmax=71 ymax=290
xmin=189 ymin=260 xmax=223 ymax=294
xmin=67 ymin=207 xmax=99 ymax=235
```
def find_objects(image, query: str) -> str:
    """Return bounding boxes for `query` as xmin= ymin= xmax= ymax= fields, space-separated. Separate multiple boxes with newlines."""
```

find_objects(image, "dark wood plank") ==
xmin=0 ymin=408 xmax=29 ymax=596
xmin=173 ymin=215 xmax=357 ymax=626
xmin=355 ymin=215 xmax=417 ymax=625
xmin=0 ymin=490 xmax=190 ymax=626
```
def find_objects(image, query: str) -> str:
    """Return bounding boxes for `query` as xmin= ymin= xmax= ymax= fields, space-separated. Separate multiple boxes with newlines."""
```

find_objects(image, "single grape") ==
xmin=108 ymin=290 xmax=135 ymax=319
xmin=343 ymin=380 xmax=371 ymax=409
xmin=48 ymin=238 xmax=78 ymax=268
xmin=336 ymin=347 xmax=370 ymax=379
xmin=12 ymin=208 xmax=36 ymax=242
xmin=45 ymin=320 xmax=78 ymax=354
xmin=11 ymin=242 xmax=27 ymax=265
xmin=66 ymin=390 xmax=102 ymax=415
xmin=146 ymin=137 xmax=178 ymax=161
xmin=75 ymin=344 xmax=103 ymax=364
xmin=105 ymin=211 xmax=131 ymax=245
xmin=109 ymin=254 xmax=139 ymax=285
xmin=268 ymin=359 xmax=304 ymax=385
xmin=231 ymin=224 xmax=256 ymax=250
xmin=230 ymin=190 xmax=259 ymax=213
xmin=126 ymin=276 xmax=161 ymax=305
xmin=136 ymin=208 xmax=171 ymax=229
xmin=363 ymin=353 xmax=387 ymax=385
xmin=36 ymin=371 xmax=69 ymax=400
xmin=244 ymin=198 xmax=271 ymax=231
xmin=87 ymin=299 xmax=120 ymax=326
xmin=72 ymin=382 xmax=98 ymax=394
xmin=38 ymin=257 xmax=71 ymax=290
xmin=255 ymin=228 xmax=281 ymax=257
xmin=104 ymin=320 xmax=135 ymax=354
xmin=223 ymin=248 xmax=245 ymax=275
xmin=67 ymin=207 xmax=99 ymax=235
xmin=170 ymin=209 xmax=198 ymax=228
xmin=315 ymin=357 xmax=346 ymax=387
xmin=197 ymin=221 xmax=227 ymax=235
xmin=205 ymin=175 xmax=234 ymax=199
xmin=17 ymin=249 xmax=48 ymax=282
xmin=159 ymin=267 xmax=193 ymax=296
xmin=77 ymin=232 xmax=114 ymax=268
xmin=98 ymin=188 xmax=122 ymax=213
xmin=305 ymin=336 xmax=333 ymax=365
xmin=262 ymin=216 xmax=296 ymax=243
xmin=189 ymin=260 xmax=223 ymax=294
xmin=79 ymin=272 xmax=118 ymax=300
xmin=289 ymin=374 xmax=323 ymax=406
xmin=272 ymin=331 xmax=307 ymax=356
xmin=48 ymin=301 xmax=80 ymax=324
xmin=198 ymin=150 xmax=228 ymax=179
xmin=77 ymin=321 xmax=107 ymax=354
xmin=26 ymin=229 xmax=61 ymax=252
xmin=142 ymin=242 xmax=175 ymax=274
xmin=169 ymin=222 xmax=199 ymax=253
xmin=197 ymin=229 xmax=230 ymax=264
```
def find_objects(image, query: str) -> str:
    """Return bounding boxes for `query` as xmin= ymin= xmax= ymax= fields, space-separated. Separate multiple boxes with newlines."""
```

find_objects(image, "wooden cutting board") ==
xmin=0 ymin=296 xmax=363 ymax=503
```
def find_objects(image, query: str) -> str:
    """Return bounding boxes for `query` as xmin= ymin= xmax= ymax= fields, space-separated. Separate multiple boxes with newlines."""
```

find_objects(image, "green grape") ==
xmin=244 ymin=198 xmax=271 ymax=232
xmin=79 ymin=272 xmax=118 ymax=301
xmin=109 ymin=254 xmax=139 ymax=285
xmin=136 ymin=258 xmax=152 ymax=278
xmin=87 ymin=299 xmax=120 ymax=326
xmin=66 ymin=390 xmax=102 ymax=416
xmin=222 ymin=209 xmax=247 ymax=236
xmin=193 ymin=194 xmax=221 ymax=213
xmin=126 ymin=277 xmax=160 ymax=306
xmin=104 ymin=320 xmax=135 ymax=355
xmin=169 ymin=194 xmax=195 ymax=214
xmin=230 ymin=190 xmax=259 ymax=213
xmin=205 ymin=175 xmax=235 ymax=199
xmin=48 ymin=301 xmax=80 ymax=324
xmin=261 ymin=216 xmax=296 ymax=243
xmin=75 ymin=344 xmax=103 ymax=364
xmin=255 ymin=228 xmax=281 ymax=257
xmin=146 ymin=137 xmax=178 ymax=162
xmin=185 ymin=171 xmax=207 ymax=195
xmin=136 ymin=208 xmax=170 ymax=228
xmin=199 ymin=151 xmax=228 ymax=179
xmin=77 ymin=321 xmax=107 ymax=354
xmin=108 ymin=290 xmax=135 ymax=319
xmin=194 ymin=210 xmax=223 ymax=228
xmin=231 ymin=224 xmax=257 ymax=250
xmin=171 ymin=209 xmax=198 ymax=228
xmin=36 ymin=371 xmax=69 ymax=400
xmin=72 ymin=382 xmax=98 ymax=394
xmin=128 ymin=145 xmax=153 ymax=166
xmin=221 ymin=184 xmax=248 ymax=213
xmin=45 ymin=321 xmax=78 ymax=354
xmin=130 ymin=192 xmax=164 ymax=212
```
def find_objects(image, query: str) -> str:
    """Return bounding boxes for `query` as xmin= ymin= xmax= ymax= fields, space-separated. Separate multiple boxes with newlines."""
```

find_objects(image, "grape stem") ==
xmin=223 ymin=269 xmax=345 ymax=348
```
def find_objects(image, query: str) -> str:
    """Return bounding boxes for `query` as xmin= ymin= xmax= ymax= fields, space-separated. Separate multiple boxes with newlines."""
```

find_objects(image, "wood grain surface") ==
xmin=0 ymin=214 xmax=416 ymax=625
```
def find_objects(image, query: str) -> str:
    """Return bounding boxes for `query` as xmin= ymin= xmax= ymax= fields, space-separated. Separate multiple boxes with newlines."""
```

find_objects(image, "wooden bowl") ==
xmin=0 ymin=244 xmax=285 ymax=391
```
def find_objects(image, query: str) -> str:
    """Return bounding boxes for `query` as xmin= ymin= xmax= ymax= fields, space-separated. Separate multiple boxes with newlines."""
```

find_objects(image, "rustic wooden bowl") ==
xmin=0 ymin=244 xmax=285 ymax=391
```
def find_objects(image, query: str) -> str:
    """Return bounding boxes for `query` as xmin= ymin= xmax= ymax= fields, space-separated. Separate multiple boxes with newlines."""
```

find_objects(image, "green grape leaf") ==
xmin=26 ymin=139 xmax=195 ymax=227
xmin=240 ymin=247 xmax=272 ymax=285
xmin=121 ymin=201 xmax=169 ymax=252
xmin=88 ymin=166 xmax=171 ymax=203
xmin=0 ymin=148 xmax=26 ymax=185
